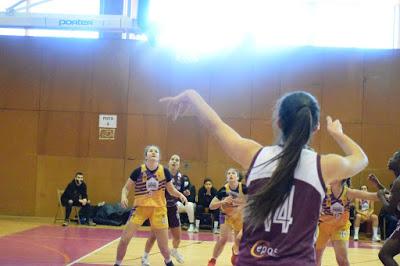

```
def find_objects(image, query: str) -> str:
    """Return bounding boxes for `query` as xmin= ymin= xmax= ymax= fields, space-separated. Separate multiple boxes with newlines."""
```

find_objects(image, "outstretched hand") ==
xmin=159 ymin=90 xmax=192 ymax=121
xmin=368 ymin=174 xmax=386 ymax=190
xmin=326 ymin=116 xmax=343 ymax=136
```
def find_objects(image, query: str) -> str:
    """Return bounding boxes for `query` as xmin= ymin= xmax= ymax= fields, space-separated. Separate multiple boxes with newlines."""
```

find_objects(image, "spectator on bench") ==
xmin=196 ymin=178 xmax=220 ymax=233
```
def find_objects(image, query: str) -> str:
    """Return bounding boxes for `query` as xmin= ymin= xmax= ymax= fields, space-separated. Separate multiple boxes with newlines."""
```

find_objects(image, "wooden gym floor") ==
xmin=0 ymin=216 xmax=397 ymax=266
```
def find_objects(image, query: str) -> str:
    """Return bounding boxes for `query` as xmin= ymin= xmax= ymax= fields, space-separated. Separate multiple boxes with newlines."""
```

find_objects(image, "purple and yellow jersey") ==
xmin=131 ymin=164 xmax=169 ymax=208
xmin=166 ymin=172 xmax=183 ymax=207
xmin=359 ymin=199 xmax=370 ymax=211
xmin=237 ymin=146 xmax=325 ymax=266
xmin=320 ymin=185 xmax=350 ymax=224
xmin=219 ymin=182 xmax=247 ymax=217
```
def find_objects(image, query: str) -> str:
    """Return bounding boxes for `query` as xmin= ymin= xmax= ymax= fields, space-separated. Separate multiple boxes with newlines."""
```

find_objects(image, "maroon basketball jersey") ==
xmin=238 ymin=146 xmax=325 ymax=266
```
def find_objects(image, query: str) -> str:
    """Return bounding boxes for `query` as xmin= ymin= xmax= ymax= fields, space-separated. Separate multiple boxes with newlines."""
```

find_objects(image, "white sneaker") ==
xmin=353 ymin=235 xmax=359 ymax=241
xmin=213 ymin=228 xmax=220 ymax=234
xmin=187 ymin=224 xmax=195 ymax=233
xmin=193 ymin=226 xmax=199 ymax=233
xmin=171 ymin=249 xmax=184 ymax=263
xmin=372 ymin=235 xmax=381 ymax=242
xmin=141 ymin=256 xmax=150 ymax=266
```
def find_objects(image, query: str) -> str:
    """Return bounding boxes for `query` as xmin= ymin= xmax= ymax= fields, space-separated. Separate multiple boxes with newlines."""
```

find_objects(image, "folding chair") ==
xmin=54 ymin=189 xmax=80 ymax=224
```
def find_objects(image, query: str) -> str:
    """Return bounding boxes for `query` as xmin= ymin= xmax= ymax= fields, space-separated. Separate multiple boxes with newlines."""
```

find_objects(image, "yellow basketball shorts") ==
xmin=316 ymin=220 xmax=351 ymax=249
xmin=130 ymin=206 xmax=168 ymax=229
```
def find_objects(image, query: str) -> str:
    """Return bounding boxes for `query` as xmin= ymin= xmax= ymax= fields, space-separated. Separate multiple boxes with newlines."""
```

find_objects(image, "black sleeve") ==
xmin=242 ymin=184 xmax=248 ymax=195
xmin=211 ymin=187 xmax=218 ymax=198
xmin=129 ymin=167 xmax=141 ymax=182
xmin=62 ymin=182 xmax=74 ymax=200
xmin=197 ymin=188 xmax=205 ymax=205
xmin=163 ymin=168 xmax=172 ymax=182
xmin=216 ymin=187 xmax=226 ymax=200
xmin=188 ymin=185 xmax=196 ymax=203
xmin=81 ymin=183 xmax=88 ymax=199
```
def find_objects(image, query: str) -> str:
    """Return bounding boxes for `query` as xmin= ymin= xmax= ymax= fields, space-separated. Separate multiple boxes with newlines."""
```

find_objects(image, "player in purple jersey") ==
xmin=114 ymin=146 xmax=187 ymax=266
xmin=207 ymin=168 xmax=247 ymax=266
xmin=369 ymin=150 xmax=400 ymax=266
xmin=141 ymin=154 xmax=187 ymax=266
xmin=160 ymin=89 xmax=368 ymax=266
xmin=316 ymin=178 xmax=378 ymax=266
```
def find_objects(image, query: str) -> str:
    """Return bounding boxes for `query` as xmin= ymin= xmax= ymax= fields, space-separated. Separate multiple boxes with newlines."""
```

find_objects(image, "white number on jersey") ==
xmin=264 ymin=186 xmax=295 ymax=234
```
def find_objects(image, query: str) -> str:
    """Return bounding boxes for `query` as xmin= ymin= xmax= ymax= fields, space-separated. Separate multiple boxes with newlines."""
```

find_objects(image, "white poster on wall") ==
xmin=99 ymin=114 xmax=117 ymax=128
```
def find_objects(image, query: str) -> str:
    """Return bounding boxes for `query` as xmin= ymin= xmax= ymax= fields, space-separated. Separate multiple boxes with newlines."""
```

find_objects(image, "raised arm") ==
xmin=321 ymin=116 xmax=368 ymax=184
xmin=160 ymin=89 xmax=262 ymax=169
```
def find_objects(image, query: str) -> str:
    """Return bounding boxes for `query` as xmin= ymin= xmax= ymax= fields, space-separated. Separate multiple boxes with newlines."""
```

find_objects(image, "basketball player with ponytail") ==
xmin=160 ymin=89 xmax=368 ymax=265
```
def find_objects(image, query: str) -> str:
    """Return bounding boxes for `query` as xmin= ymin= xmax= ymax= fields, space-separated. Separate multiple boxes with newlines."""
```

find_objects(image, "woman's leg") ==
xmin=153 ymin=228 xmax=173 ymax=265
xmin=170 ymin=226 xmax=184 ymax=263
xmin=170 ymin=227 xmax=181 ymax=249
xmin=331 ymin=240 xmax=350 ymax=266
xmin=115 ymin=222 xmax=141 ymax=265
xmin=211 ymin=223 xmax=231 ymax=259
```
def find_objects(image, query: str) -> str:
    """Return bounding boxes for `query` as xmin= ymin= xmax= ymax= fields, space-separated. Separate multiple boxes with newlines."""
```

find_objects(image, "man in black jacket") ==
xmin=196 ymin=178 xmax=220 ymax=233
xmin=61 ymin=172 xmax=95 ymax=226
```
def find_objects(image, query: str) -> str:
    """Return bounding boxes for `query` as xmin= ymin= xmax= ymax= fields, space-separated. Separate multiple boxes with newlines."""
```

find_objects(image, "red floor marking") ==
xmin=0 ymin=224 xmax=224 ymax=265
xmin=0 ymin=225 xmax=122 ymax=266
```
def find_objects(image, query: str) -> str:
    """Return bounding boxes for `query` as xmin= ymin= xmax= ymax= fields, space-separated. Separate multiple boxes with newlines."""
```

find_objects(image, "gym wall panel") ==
xmin=322 ymin=50 xmax=363 ymax=123
xmin=363 ymin=51 xmax=400 ymax=125
xmin=206 ymin=162 xmax=244 ymax=190
xmin=128 ymin=44 xmax=173 ymax=115
xmin=179 ymin=161 xmax=207 ymax=193
xmin=40 ymin=39 xmax=93 ymax=112
xmin=0 ymin=154 xmax=37 ymax=215
xmin=86 ymin=158 xmax=125 ymax=204
xmin=165 ymin=117 xmax=208 ymax=162
xmin=0 ymin=110 xmax=38 ymax=155
xmin=251 ymin=59 xmax=281 ymax=120
xmin=319 ymin=123 xmax=362 ymax=155
xmin=0 ymin=110 xmax=38 ymax=215
xmin=125 ymin=114 xmax=168 ymax=161
xmin=362 ymin=124 xmax=399 ymax=169
xmin=280 ymin=49 xmax=324 ymax=101
xmin=207 ymin=118 xmax=251 ymax=165
xmin=0 ymin=37 xmax=41 ymax=110
xmin=170 ymin=63 xmax=211 ymax=119
xmin=250 ymin=119 xmax=274 ymax=147
xmin=35 ymin=155 xmax=89 ymax=216
xmin=2 ymin=39 xmax=400 ymax=217
xmin=209 ymin=57 xmax=253 ymax=119
xmin=88 ymin=113 xmax=126 ymax=158
xmin=91 ymin=41 xmax=130 ymax=113
xmin=37 ymin=111 xmax=90 ymax=157
xmin=171 ymin=62 xmax=211 ymax=100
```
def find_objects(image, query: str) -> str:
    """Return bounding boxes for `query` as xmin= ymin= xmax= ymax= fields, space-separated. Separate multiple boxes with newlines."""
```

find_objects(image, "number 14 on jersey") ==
xmin=264 ymin=186 xmax=295 ymax=234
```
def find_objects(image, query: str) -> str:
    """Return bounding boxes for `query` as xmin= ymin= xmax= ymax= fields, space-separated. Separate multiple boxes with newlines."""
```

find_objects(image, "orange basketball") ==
xmin=221 ymin=203 xmax=239 ymax=216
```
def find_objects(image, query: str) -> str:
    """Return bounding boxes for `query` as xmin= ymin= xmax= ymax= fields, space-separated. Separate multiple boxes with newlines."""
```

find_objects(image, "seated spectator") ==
xmin=353 ymin=185 xmax=380 ymax=241
xmin=177 ymin=175 xmax=197 ymax=232
xmin=61 ymin=172 xmax=95 ymax=226
xmin=196 ymin=178 xmax=220 ymax=233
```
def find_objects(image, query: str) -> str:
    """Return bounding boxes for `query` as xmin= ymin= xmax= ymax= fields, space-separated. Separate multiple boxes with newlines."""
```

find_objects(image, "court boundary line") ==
xmin=66 ymin=237 xmax=121 ymax=266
